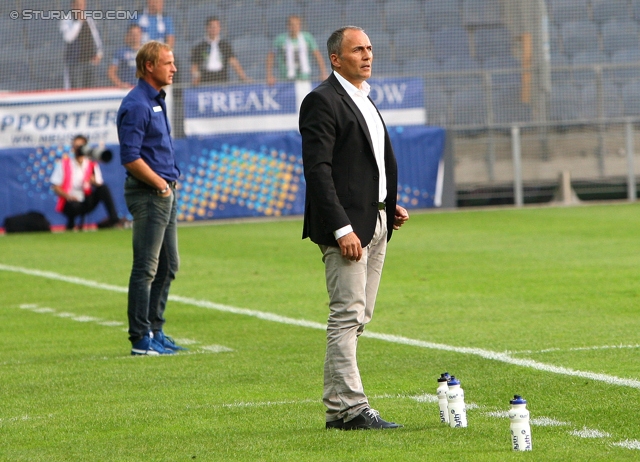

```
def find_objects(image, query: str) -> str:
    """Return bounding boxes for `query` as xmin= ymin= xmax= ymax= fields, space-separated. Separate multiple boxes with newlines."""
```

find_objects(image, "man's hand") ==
xmin=337 ymin=232 xmax=363 ymax=262
xmin=394 ymin=205 xmax=409 ymax=230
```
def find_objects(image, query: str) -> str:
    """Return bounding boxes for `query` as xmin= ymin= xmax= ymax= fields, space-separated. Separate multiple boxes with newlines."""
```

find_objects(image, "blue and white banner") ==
xmin=0 ymin=88 xmax=131 ymax=148
xmin=183 ymin=77 xmax=425 ymax=136
xmin=0 ymin=126 xmax=445 ymax=229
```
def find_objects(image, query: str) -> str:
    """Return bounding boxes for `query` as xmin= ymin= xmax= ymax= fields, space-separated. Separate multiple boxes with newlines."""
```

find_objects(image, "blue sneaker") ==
xmin=153 ymin=331 xmax=188 ymax=351
xmin=131 ymin=335 xmax=175 ymax=356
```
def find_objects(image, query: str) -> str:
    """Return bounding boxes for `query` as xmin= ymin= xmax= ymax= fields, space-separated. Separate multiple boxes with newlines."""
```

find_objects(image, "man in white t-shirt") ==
xmin=50 ymin=135 xmax=120 ymax=230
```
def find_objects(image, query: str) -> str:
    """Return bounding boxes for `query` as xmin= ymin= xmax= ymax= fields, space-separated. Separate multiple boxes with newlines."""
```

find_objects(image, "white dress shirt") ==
xmin=332 ymin=70 xmax=387 ymax=240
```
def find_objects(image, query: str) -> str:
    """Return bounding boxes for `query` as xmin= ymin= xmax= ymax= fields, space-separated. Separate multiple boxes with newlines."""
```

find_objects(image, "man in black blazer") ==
xmin=299 ymin=26 xmax=409 ymax=430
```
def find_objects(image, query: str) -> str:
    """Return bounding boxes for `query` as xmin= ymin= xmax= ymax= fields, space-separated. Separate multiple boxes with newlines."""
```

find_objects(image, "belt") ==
xmin=130 ymin=176 xmax=177 ymax=190
xmin=378 ymin=202 xmax=386 ymax=210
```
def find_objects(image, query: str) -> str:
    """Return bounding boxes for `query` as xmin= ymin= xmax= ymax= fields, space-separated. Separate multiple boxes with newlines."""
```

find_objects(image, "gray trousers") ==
xmin=320 ymin=210 xmax=387 ymax=423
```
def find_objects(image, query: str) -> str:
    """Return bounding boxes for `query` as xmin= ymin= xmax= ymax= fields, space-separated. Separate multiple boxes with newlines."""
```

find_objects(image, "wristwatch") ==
xmin=157 ymin=184 xmax=170 ymax=195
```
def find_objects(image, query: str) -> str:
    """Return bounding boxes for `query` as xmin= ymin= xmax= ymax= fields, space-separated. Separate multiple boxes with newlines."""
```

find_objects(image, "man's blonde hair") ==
xmin=135 ymin=41 xmax=172 ymax=79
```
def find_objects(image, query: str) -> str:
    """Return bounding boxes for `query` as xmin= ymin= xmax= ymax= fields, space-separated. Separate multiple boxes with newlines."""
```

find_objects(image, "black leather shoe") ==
xmin=325 ymin=419 xmax=344 ymax=429
xmin=342 ymin=408 xmax=403 ymax=430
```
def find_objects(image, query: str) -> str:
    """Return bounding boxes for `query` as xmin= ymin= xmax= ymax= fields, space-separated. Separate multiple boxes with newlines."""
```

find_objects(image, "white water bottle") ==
xmin=436 ymin=373 xmax=450 ymax=424
xmin=509 ymin=395 xmax=532 ymax=451
xmin=446 ymin=376 xmax=467 ymax=428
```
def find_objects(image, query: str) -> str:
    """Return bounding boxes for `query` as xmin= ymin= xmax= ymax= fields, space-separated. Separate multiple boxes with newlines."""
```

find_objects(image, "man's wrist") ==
xmin=157 ymin=184 xmax=170 ymax=195
xmin=334 ymin=225 xmax=353 ymax=240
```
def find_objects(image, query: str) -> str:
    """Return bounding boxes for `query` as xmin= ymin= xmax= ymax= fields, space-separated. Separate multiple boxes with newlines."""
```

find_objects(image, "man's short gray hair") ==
xmin=327 ymin=26 xmax=364 ymax=67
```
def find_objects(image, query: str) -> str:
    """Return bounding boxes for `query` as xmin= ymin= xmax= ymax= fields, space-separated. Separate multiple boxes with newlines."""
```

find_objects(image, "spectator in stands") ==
xmin=50 ymin=135 xmax=120 ymax=230
xmin=108 ymin=24 xmax=142 ymax=89
xmin=266 ymin=15 xmax=327 ymax=86
xmin=134 ymin=0 xmax=175 ymax=48
xmin=190 ymin=16 xmax=251 ymax=85
xmin=60 ymin=0 xmax=103 ymax=89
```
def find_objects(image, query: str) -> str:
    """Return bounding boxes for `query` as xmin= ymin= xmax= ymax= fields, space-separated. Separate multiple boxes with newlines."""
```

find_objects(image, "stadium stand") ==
xmin=423 ymin=0 xmax=463 ymax=31
xmin=2 ymin=0 xmax=640 ymax=132
xmin=591 ymin=0 xmax=630 ymax=25
xmin=572 ymin=51 xmax=608 ymax=85
xmin=561 ymin=20 xmax=600 ymax=58
xmin=432 ymin=26 xmax=471 ymax=63
xmin=462 ymin=0 xmax=503 ymax=27
xmin=474 ymin=26 xmax=511 ymax=64
xmin=549 ymin=0 xmax=590 ymax=25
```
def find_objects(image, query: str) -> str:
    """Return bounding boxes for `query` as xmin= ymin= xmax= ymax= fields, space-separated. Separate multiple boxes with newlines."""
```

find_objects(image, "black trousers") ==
xmin=62 ymin=184 xmax=118 ymax=230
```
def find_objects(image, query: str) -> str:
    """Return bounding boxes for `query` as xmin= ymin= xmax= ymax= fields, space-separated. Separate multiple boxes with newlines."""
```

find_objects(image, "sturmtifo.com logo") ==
xmin=11 ymin=9 xmax=138 ymax=20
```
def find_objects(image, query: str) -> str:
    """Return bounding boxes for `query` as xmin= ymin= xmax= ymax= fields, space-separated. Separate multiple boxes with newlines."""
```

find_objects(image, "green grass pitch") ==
xmin=2 ymin=203 xmax=640 ymax=461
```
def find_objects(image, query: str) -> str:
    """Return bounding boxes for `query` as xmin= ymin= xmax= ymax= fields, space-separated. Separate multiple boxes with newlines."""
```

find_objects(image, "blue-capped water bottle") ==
xmin=446 ymin=376 xmax=467 ymax=428
xmin=436 ymin=372 xmax=450 ymax=424
xmin=509 ymin=395 xmax=532 ymax=451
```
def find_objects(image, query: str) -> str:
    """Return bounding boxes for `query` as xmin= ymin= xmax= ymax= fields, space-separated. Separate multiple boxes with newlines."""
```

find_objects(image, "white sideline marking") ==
xmin=612 ymin=440 xmax=640 ymax=450
xmin=531 ymin=417 xmax=570 ymax=427
xmin=199 ymin=345 xmax=234 ymax=353
xmin=570 ymin=427 xmax=611 ymax=438
xmin=3 ymin=263 xmax=640 ymax=390
xmin=485 ymin=410 xmax=509 ymax=418
xmin=508 ymin=344 xmax=640 ymax=355
xmin=15 ymin=302 xmax=231 ymax=355
xmin=410 ymin=394 xmax=439 ymax=403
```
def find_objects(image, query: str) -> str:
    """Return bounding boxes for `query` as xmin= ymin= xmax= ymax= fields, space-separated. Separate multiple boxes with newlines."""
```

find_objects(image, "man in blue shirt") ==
xmin=134 ymin=0 xmax=175 ymax=48
xmin=108 ymin=24 xmax=142 ymax=88
xmin=117 ymin=40 xmax=184 ymax=356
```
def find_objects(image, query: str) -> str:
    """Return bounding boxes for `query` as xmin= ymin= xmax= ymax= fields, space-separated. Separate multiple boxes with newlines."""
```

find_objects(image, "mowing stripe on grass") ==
xmin=3 ymin=263 xmax=640 ymax=390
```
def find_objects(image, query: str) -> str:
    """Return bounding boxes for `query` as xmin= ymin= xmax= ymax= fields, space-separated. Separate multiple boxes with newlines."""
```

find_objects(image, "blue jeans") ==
xmin=124 ymin=176 xmax=179 ymax=343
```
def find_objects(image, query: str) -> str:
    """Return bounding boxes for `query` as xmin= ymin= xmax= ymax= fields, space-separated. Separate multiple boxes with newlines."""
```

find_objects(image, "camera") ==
xmin=77 ymin=144 xmax=113 ymax=163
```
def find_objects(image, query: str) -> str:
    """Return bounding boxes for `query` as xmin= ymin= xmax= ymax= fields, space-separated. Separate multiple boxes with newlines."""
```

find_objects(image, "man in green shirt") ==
xmin=266 ymin=15 xmax=327 ymax=85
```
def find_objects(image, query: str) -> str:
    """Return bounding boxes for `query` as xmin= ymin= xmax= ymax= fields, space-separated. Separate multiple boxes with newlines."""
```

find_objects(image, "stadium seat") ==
xmin=606 ymin=49 xmax=640 ymax=86
xmin=400 ymin=57 xmax=440 ymax=77
xmin=549 ymin=0 xmax=589 ymax=25
xmin=560 ymin=20 xmax=599 ymax=58
xmin=304 ymin=1 xmax=344 ymax=38
xmin=432 ymin=27 xmax=471 ymax=63
xmin=423 ymin=0 xmax=463 ymax=31
xmin=492 ymin=86 xmax=532 ymax=124
xmin=550 ymin=52 xmax=572 ymax=85
xmin=0 ymin=57 xmax=30 ymax=92
xmin=0 ymin=18 xmax=25 ymax=49
xmin=572 ymin=51 xmax=608 ymax=86
xmin=24 ymin=16 xmax=62 ymax=50
xmin=440 ymin=56 xmax=482 ymax=91
xmin=367 ymin=31 xmax=394 ymax=64
xmin=474 ymin=26 xmax=512 ymax=64
xmin=462 ymin=0 xmax=503 ymax=28
xmin=634 ymin=0 xmax=640 ymax=22
xmin=483 ymin=56 xmax=521 ymax=86
xmin=425 ymin=85 xmax=450 ymax=127
xmin=231 ymin=35 xmax=271 ymax=71
xmin=225 ymin=1 xmax=266 ymax=39
xmin=452 ymin=86 xmax=487 ymax=126
xmin=384 ymin=0 xmax=426 ymax=33
xmin=549 ymin=83 xmax=582 ymax=121
xmin=344 ymin=0 xmax=386 ymax=34
xmin=581 ymin=82 xmax=624 ymax=119
xmin=591 ymin=0 xmax=630 ymax=26
xmin=393 ymin=30 xmax=432 ymax=65
xmin=601 ymin=19 xmax=640 ymax=57
xmin=546 ymin=23 xmax=562 ymax=56
xmin=622 ymin=81 xmax=640 ymax=116
xmin=373 ymin=57 xmax=400 ymax=77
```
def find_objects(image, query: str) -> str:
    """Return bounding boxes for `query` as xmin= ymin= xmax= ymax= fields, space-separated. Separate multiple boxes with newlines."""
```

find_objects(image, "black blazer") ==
xmin=299 ymin=72 xmax=398 ymax=247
